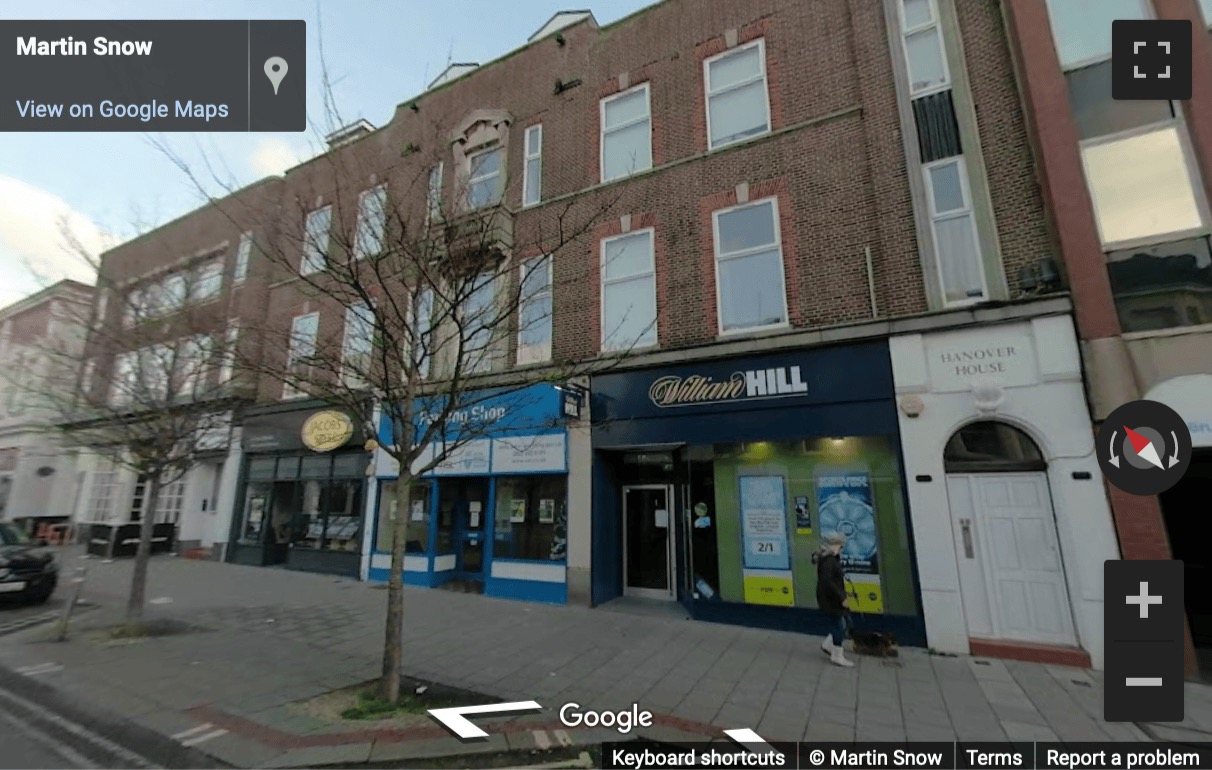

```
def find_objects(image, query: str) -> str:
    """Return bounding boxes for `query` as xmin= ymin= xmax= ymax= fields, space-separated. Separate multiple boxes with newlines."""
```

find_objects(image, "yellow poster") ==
xmin=743 ymin=573 xmax=795 ymax=606
xmin=846 ymin=574 xmax=885 ymax=614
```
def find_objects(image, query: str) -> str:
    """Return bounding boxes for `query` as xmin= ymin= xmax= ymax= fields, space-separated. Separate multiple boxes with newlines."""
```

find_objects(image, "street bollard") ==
xmin=55 ymin=565 xmax=88 ymax=642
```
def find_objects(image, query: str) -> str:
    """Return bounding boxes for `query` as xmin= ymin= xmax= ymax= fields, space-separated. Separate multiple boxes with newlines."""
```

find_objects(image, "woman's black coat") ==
xmin=815 ymin=552 xmax=849 ymax=617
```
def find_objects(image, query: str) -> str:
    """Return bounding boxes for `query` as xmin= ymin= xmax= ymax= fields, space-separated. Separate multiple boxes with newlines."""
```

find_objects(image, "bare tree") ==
xmin=162 ymin=105 xmax=650 ymax=699
xmin=41 ymin=226 xmax=235 ymax=631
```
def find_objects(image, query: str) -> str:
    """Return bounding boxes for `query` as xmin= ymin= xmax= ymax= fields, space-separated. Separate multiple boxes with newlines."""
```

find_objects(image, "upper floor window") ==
xmin=191 ymin=260 xmax=223 ymax=302
xmin=342 ymin=302 xmax=376 ymax=387
xmin=109 ymin=352 xmax=135 ymax=407
xmin=517 ymin=255 xmax=552 ymax=365
xmin=301 ymin=206 xmax=332 ymax=275
xmin=233 ymin=232 xmax=252 ymax=282
xmin=898 ymin=0 xmax=949 ymax=96
xmin=219 ymin=322 xmax=239 ymax=385
xmin=427 ymin=164 xmax=444 ymax=222
xmin=467 ymin=148 xmax=504 ymax=210
xmin=461 ymin=272 xmax=497 ymax=374
xmin=354 ymin=185 xmax=388 ymax=259
xmin=410 ymin=288 xmax=434 ymax=381
xmin=1202 ymin=0 xmax=1212 ymax=26
xmin=522 ymin=125 xmax=543 ymax=207
xmin=177 ymin=335 xmax=213 ymax=399
xmin=713 ymin=198 xmax=789 ymax=332
xmin=601 ymin=84 xmax=652 ymax=182
xmin=1045 ymin=0 xmax=1149 ymax=70
xmin=601 ymin=229 xmax=657 ymax=351
xmin=284 ymin=312 xmax=319 ymax=398
xmin=123 ymin=288 xmax=143 ymax=327
xmin=93 ymin=290 xmax=108 ymax=329
xmin=704 ymin=40 xmax=771 ymax=150
xmin=923 ymin=157 xmax=988 ymax=305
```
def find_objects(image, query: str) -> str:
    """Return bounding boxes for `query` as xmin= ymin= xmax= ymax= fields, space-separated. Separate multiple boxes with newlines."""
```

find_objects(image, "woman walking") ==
xmin=813 ymin=532 xmax=855 ymax=668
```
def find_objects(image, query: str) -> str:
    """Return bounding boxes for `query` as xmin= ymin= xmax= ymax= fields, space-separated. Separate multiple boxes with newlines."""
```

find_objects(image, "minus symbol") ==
xmin=1126 ymin=677 xmax=1163 ymax=686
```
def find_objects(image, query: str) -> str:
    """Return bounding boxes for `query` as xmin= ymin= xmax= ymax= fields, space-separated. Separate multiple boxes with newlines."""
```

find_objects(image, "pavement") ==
xmin=1 ymin=547 xmax=1210 ymax=768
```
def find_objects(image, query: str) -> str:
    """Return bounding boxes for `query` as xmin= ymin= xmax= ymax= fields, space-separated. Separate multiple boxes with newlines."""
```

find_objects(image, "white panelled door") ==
xmin=946 ymin=473 xmax=1076 ymax=646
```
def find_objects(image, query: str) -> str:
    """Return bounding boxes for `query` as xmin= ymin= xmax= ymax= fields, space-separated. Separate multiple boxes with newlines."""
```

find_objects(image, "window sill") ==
xmin=706 ymin=127 xmax=773 ymax=155
xmin=1121 ymin=322 xmax=1212 ymax=341
xmin=1102 ymin=227 xmax=1211 ymax=256
xmin=600 ymin=342 xmax=660 ymax=356
xmin=715 ymin=322 xmax=790 ymax=341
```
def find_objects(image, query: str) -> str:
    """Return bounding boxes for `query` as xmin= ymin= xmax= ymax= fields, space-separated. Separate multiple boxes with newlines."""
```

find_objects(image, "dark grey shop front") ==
xmin=227 ymin=404 xmax=368 ymax=577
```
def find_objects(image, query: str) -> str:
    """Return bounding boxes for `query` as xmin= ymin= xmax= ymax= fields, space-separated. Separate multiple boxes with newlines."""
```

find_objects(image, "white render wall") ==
xmin=890 ymin=315 xmax=1119 ymax=669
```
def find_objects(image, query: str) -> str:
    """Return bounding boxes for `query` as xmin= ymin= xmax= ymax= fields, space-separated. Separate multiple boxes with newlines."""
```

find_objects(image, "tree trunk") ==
xmin=125 ymin=474 xmax=163 ymax=628
xmin=379 ymin=471 xmax=412 ymax=702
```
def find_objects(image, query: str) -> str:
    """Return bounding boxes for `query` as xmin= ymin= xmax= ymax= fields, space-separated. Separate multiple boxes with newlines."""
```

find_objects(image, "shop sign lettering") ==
xmin=938 ymin=346 xmax=1018 ymax=378
xmin=648 ymin=366 xmax=808 ymax=408
xmin=300 ymin=411 xmax=355 ymax=452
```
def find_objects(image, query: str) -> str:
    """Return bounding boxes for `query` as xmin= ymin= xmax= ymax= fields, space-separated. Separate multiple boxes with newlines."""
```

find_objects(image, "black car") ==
xmin=0 ymin=521 xmax=58 ymax=604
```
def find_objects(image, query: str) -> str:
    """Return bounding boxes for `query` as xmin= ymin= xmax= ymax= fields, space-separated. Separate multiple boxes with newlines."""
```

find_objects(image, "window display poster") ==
xmin=742 ymin=568 xmax=795 ymax=606
xmin=814 ymin=467 xmax=884 ymax=613
xmin=738 ymin=475 xmax=790 ymax=571
xmin=795 ymin=495 xmax=811 ymax=535
xmin=510 ymin=498 xmax=527 ymax=523
xmin=410 ymin=500 xmax=424 ymax=521
xmin=538 ymin=498 xmax=555 ymax=523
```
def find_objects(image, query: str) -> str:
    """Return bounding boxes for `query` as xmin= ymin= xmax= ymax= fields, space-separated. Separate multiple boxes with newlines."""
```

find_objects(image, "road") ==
xmin=0 ymin=699 xmax=100 ymax=769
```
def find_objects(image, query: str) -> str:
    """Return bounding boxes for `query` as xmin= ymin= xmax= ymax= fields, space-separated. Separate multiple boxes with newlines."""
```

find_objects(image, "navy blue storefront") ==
xmin=590 ymin=342 xmax=925 ymax=644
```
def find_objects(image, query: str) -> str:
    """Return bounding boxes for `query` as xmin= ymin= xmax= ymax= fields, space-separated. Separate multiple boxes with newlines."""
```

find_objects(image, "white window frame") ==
xmin=353 ymin=185 xmax=388 ymax=260
xmin=80 ymin=358 xmax=95 ymax=400
xmin=897 ymin=0 xmax=951 ymax=97
xmin=159 ymin=274 xmax=187 ymax=315
xmin=1077 ymin=118 xmax=1212 ymax=252
xmin=124 ymin=288 xmax=143 ymax=327
xmin=517 ymin=255 xmax=553 ymax=365
xmin=461 ymin=272 xmax=498 ymax=374
xmin=233 ymin=232 xmax=252 ymax=283
xmin=1047 ymin=0 xmax=1152 ymax=72
xmin=703 ymin=39 xmax=772 ymax=151
xmin=408 ymin=287 xmax=434 ymax=381
xmin=219 ymin=321 xmax=239 ymax=385
xmin=711 ymin=197 xmax=790 ymax=335
xmin=284 ymin=312 xmax=319 ymax=399
xmin=191 ymin=260 xmax=223 ymax=303
xmin=600 ymin=228 xmax=659 ymax=352
xmin=522 ymin=125 xmax=543 ymax=207
xmin=427 ymin=163 xmax=444 ymax=223
xmin=342 ymin=302 xmax=376 ymax=387
xmin=110 ymin=352 xmax=134 ymax=406
xmin=600 ymin=83 xmax=653 ymax=182
xmin=88 ymin=467 xmax=119 ymax=523
xmin=301 ymin=206 xmax=332 ymax=275
xmin=466 ymin=147 xmax=504 ymax=210
xmin=922 ymin=156 xmax=989 ymax=307
xmin=177 ymin=334 xmax=213 ymax=399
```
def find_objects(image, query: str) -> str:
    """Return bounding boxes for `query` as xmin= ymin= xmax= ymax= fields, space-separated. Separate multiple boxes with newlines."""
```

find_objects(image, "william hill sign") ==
xmin=648 ymin=366 xmax=808 ymax=408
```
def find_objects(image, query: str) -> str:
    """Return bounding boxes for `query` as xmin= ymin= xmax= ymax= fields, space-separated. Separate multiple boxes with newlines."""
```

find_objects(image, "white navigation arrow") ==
xmin=724 ymin=728 xmax=784 ymax=760
xmin=428 ymin=700 xmax=542 ymax=740
xmin=1109 ymin=430 xmax=1120 ymax=468
xmin=1169 ymin=431 xmax=1182 ymax=468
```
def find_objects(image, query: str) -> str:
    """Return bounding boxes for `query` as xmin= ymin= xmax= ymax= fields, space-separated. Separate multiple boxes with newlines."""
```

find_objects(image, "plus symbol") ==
xmin=1126 ymin=581 xmax=1163 ymax=619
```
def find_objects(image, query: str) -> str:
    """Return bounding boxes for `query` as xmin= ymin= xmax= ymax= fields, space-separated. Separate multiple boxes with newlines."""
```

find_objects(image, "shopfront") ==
xmin=227 ymin=404 xmax=369 ymax=577
xmin=590 ymin=343 xmax=924 ymax=643
xmin=889 ymin=315 xmax=1118 ymax=669
xmin=367 ymin=383 xmax=569 ymax=604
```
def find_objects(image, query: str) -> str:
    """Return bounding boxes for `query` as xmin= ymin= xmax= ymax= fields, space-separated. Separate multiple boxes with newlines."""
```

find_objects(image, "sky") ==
xmin=0 ymin=0 xmax=655 ymax=308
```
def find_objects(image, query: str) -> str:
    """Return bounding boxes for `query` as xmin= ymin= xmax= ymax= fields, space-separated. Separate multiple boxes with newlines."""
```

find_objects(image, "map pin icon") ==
xmin=264 ymin=56 xmax=289 ymax=95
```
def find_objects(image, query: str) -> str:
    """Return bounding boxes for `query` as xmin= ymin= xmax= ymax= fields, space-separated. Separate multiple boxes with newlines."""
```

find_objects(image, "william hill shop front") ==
xmin=590 ymin=343 xmax=924 ymax=643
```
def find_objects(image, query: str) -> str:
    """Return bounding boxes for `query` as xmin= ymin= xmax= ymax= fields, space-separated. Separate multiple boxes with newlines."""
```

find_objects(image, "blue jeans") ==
xmin=830 ymin=614 xmax=851 ymax=646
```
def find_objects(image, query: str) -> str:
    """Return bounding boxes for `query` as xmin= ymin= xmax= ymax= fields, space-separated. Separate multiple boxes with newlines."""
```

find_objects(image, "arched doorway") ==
xmin=944 ymin=421 xmax=1077 ymax=647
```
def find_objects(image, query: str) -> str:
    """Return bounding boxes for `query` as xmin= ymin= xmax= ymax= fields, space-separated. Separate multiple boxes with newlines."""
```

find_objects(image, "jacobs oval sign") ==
xmin=301 ymin=411 xmax=355 ymax=452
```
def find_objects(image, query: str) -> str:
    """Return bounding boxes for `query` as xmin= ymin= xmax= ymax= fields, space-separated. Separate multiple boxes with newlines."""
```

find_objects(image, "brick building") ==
xmin=1002 ymin=0 xmax=1212 ymax=677
xmin=0 ymin=280 xmax=93 ymax=537
xmin=82 ymin=0 xmax=1126 ymax=667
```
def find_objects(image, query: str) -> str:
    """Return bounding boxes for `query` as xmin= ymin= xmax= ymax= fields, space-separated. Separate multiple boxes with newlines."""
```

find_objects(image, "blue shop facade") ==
xmin=589 ymin=342 xmax=926 ymax=644
xmin=365 ymin=383 xmax=570 ymax=604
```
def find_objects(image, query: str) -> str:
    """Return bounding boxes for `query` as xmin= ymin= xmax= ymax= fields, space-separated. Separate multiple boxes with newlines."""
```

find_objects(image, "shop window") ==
xmin=1108 ymin=236 xmax=1212 ymax=332
xmin=324 ymin=479 xmax=365 ymax=551
xmin=276 ymin=456 xmax=301 ymax=480
xmin=375 ymin=480 xmax=432 ymax=553
xmin=240 ymin=482 xmax=270 ymax=543
xmin=301 ymin=454 xmax=331 ymax=478
xmin=247 ymin=457 xmax=276 ymax=480
xmin=944 ymin=422 xmax=1045 ymax=472
xmin=333 ymin=452 xmax=368 ymax=477
xmin=683 ymin=437 xmax=916 ymax=616
xmin=493 ymin=475 xmax=567 ymax=561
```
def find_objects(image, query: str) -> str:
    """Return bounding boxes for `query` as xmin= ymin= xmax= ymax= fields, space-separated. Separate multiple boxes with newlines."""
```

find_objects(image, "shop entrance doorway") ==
xmin=440 ymin=478 xmax=488 ymax=581
xmin=1159 ymin=448 xmax=1212 ymax=681
xmin=623 ymin=485 xmax=675 ymax=599
xmin=944 ymin=421 xmax=1077 ymax=647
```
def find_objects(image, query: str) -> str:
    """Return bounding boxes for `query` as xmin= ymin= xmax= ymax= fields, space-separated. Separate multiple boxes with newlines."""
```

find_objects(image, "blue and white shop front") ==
xmin=365 ymin=384 xmax=570 ymax=603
